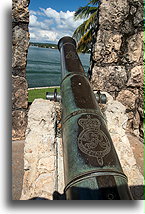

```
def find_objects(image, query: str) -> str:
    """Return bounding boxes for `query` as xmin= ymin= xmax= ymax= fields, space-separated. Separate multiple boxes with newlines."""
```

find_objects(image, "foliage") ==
xmin=73 ymin=0 xmax=100 ymax=53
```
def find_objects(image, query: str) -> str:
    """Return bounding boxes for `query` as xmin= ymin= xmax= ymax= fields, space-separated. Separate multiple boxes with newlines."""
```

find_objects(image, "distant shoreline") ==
xmin=29 ymin=42 xmax=58 ymax=49
xmin=28 ymin=86 xmax=60 ymax=90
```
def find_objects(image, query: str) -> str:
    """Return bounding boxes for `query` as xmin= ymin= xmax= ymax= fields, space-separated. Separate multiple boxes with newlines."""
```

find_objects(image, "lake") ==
xmin=26 ymin=46 xmax=90 ymax=88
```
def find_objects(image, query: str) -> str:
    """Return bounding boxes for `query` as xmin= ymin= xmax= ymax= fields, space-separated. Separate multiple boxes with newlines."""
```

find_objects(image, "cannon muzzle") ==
xmin=58 ymin=36 xmax=132 ymax=200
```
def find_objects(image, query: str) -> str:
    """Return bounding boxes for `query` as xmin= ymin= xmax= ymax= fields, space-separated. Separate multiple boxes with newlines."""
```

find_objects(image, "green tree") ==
xmin=73 ymin=0 xmax=100 ymax=53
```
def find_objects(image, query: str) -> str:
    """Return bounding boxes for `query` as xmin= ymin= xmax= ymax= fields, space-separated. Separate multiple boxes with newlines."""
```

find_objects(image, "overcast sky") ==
xmin=29 ymin=0 xmax=88 ymax=43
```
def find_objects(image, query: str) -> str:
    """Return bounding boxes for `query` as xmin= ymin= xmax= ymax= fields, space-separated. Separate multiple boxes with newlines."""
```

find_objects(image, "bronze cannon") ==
xmin=58 ymin=36 xmax=132 ymax=200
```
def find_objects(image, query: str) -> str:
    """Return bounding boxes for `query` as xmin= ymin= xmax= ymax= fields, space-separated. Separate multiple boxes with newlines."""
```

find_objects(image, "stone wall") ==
xmin=90 ymin=0 xmax=144 ymax=139
xmin=20 ymin=99 xmax=65 ymax=200
xmin=12 ymin=0 xmax=30 ymax=140
xmin=20 ymin=98 xmax=143 ymax=200
xmin=100 ymin=92 xmax=143 ymax=200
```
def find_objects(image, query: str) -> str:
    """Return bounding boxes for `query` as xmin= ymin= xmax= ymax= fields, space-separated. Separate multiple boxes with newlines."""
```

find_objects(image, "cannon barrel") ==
xmin=58 ymin=36 xmax=132 ymax=200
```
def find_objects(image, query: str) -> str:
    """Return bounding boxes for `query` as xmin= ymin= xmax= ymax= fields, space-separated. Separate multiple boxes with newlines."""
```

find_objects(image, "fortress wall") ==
xmin=91 ymin=0 xmax=144 ymax=140
xmin=12 ymin=0 xmax=30 ymax=140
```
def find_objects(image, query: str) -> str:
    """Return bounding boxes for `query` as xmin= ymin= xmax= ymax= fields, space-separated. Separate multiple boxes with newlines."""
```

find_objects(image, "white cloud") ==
xmin=41 ymin=8 xmax=60 ymax=19
xmin=29 ymin=7 xmax=86 ymax=43
xmin=29 ymin=15 xmax=38 ymax=26
xmin=30 ymin=32 xmax=36 ymax=39
xmin=29 ymin=10 xmax=37 ymax=15
xmin=37 ymin=30 xmax=58 ymax=42
xmin=60 ymin=10 xmax=74 ymax=19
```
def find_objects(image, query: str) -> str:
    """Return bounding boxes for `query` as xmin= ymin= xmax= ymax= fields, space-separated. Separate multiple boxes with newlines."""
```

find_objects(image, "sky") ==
xmin=29 ymin=0 xmax=90 ymax=43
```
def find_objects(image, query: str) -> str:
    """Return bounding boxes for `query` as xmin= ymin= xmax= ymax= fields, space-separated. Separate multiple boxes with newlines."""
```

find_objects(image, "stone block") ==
xmin=93 ymin=30 xmax=122 ymax=63
xmin=91 ymin=65 xmax=127 ymax=92
xmin=12 ymin=68 xmax=26 ymax=77
xmin=12 ymin=0 xmax=30 ymax=23
xmin=12 ymin=25 xmax=29 ymax=69
xmin=12 ymin=110 xmax=27 ymax=140
xmin=99 ymin=0 xmax=129 ymax=30
xmin=129 ymin=0 xmax=144 ymax=27
xmin=136 ymin=88 xmax=144 ymax=119
xmin=103 ymin=92 xmax=143 ymax=199
xmin=20 ymin=99 xmax=60 ymax=200
xmin=116 ymin=89 xmax=136 ymax=110
xmin=127 ymin=32 xmax=143 ymax=63
xmin=127 ymin=66 xmax=144 ymax=87
xmin=12 ymin=75 xmax=28 ymax=109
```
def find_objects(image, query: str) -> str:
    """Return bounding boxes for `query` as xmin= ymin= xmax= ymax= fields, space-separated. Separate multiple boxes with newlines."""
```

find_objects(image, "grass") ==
xmin=28 ymin=87 xmax=60 ymax=103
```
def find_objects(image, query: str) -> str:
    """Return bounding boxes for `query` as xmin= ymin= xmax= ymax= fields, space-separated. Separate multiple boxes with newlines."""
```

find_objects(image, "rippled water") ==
xmin=26 ymin=46 xmax=90 ymax=88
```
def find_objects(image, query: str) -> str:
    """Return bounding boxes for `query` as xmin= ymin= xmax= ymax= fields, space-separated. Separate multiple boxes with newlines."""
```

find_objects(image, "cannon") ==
xmin=58 ymin=36 xmax=132 ymax=200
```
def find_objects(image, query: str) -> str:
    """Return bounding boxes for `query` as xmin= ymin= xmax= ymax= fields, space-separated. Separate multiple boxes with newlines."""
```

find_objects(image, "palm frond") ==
xmin=84 ymin=10 xmax=98 ymax=31
xmin=73 ymin=0 xmax=99 ymax=53
xmin=73 ymin=10 xmax=97 ymax=42
xmin=73 ymin=20 xmax=88 ymax=41
xmin=88 ymin=0 xmax=100 ymax=5
xmin=74 ymin=6 xmax=97 ymax=20
xmin=77 ymin=29 xmax=93 ymax=52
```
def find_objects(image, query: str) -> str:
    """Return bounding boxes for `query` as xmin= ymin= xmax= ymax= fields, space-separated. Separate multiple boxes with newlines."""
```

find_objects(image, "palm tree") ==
xmin=73 ymin=0 xmax=100 ymax=53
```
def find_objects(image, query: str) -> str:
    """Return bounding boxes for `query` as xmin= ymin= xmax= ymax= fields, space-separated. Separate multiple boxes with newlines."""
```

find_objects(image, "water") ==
xmin=26 ymin=46 xmax=90 ymax=88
